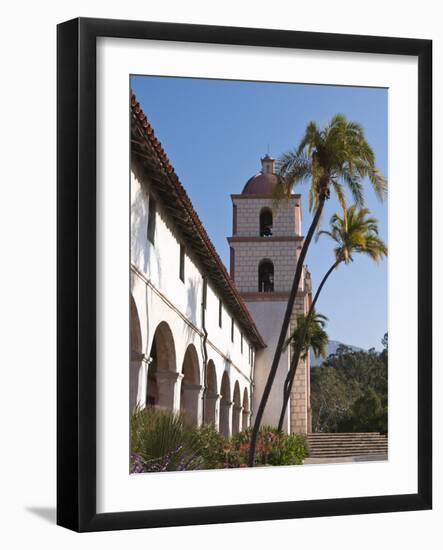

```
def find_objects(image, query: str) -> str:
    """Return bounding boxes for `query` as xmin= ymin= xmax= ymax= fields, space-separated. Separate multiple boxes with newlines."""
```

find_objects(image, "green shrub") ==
xmin=130 ymin=408 xmax=307 ymax=472
xmin=230 ymin=426 xmax=308 ymax=466
xmin=193 ymin=423 xmax=227 ymax=469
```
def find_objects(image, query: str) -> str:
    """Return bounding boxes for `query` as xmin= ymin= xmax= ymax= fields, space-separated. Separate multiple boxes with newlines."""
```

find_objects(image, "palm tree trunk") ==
xmin=277 ymin=260 xmax=340 ymax=432
xmin=247 ymin=194 xmax=327 ymax=467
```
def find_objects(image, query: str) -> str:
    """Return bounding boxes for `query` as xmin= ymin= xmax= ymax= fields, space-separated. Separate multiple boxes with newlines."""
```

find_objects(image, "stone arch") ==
xmin=219 ymin=371 xmax=232 ymax=438
xmin=242 ymin=388 xmax=250 ymax=430
xmin=203 ymin=360 xmax=218 ymax=426
xmin=147 ymin=321 xmax=177 ymax=410
xmin=130 ymin=295 xmax=143 ymax=411
xmin=180 ymin=344 xmax=202 ymax=426
xmin=258 ymin=259 xmax=274 ymax=293
xmin=232 ymin=381 xmax=241 ymax=435
xmin=259 ymin=207 xmax=273 ymax=237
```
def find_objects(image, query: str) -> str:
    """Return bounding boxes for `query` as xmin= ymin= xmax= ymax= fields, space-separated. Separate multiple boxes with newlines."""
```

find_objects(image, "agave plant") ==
xmin=131 ymin=407 xmax=203 ymax=472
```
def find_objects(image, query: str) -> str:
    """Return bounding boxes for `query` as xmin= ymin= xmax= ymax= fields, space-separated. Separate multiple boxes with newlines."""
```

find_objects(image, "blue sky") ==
xmin=131 ymin=76 xmax=388 ymax=351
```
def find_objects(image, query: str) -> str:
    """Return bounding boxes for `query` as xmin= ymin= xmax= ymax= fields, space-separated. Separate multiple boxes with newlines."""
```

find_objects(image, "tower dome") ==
xmin=242 ymin=154 xmax=277 ymax=195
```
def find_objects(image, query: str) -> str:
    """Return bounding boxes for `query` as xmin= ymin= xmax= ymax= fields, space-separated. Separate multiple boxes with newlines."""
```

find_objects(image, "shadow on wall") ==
xmin=186 ymin=276 xmax=199 ymax=327
xmin=130 ymin=175 xmax=163 ymax=287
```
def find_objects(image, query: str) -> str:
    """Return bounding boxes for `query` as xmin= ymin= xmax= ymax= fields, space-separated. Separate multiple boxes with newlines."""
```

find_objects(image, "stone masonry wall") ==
xmin=233 ymin=196 xmax=300 ymax=237
xmin=231 ymin=240 xmax=301 ymax=293
xmin=230 ymin=191 xmax=311 ymax=434
xmin=289 ymin=291 xmax=311 ymax=434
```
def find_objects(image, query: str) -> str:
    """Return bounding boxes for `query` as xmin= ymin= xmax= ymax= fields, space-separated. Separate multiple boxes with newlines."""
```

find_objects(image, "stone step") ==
xmin=308 ymin=439 xmax=387 ymax=444
xmin=308 ymin=439 xmax=388 ymax=445
xmin=308 ymin=433 xmax=386 ymax=439
xmin=306 ymin=432 xmax=388 ymax=459
xmin=308 ymin=441 xmax=388 ymax=449
xmin=309 ymin=443 xmax=387 ymax=448
xmin=308 ymin=432 xmax=386 ymax=437
xmin=308 ymin=437 xmax=387 ymax=441
xmin=309 ymin=447 xmax=387 ymax=453
xmin=309 ymin=446 xmax=387 ymax=453
xmin=309 ymin=452 xmax=387 ymax=458
xmin=309 ymin=447 xmax=388 ymax=456
xmin=308 ymin=438 xmax=387 ymax=443
xmin=308 ymin=439 xmax=388 ymax=447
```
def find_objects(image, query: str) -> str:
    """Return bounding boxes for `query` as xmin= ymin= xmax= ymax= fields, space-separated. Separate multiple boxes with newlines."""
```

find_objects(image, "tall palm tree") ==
xmin=276 ymin=205 xmax=388 ymax=431
xmin=248 ymin=115 xmax=387 ymax=466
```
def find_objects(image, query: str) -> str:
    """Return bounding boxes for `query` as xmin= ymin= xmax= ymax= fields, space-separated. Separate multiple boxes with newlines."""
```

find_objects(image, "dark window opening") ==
xmin=231 ymin=318 xmax=234 ymax=343
xmin=146 ymin=344 xmax=158 ymax=407
xmin=218 ymin=299 xmax=222 ymax=328
xmin=260 ymin=207 xmax=273 ymax=237
xmin=179 ymin=244 xmax=185 ymax=282
xmin=147 ymin=197 xmax=156 ymax=244
xmin=241 ymin=333 xmax=243 ymax=354
xmin=258 ymin=260 xmax=274 ymax=292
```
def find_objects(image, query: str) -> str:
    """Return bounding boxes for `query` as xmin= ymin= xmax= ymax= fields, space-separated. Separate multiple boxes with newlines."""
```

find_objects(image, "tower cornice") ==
xmin=228 ymin=235 xmax=304 ymax=243
xmin=231 ymin=193 xmax=301 ymax=200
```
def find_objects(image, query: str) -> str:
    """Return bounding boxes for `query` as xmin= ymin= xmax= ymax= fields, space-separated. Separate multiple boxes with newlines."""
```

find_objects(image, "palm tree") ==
xmin=248 ymin=114 xmax=387 ymax=466
xmin=286 ymin=311 xmax=329 ymax=361
xmin=276 ymin=205 xmax=388 ymax=432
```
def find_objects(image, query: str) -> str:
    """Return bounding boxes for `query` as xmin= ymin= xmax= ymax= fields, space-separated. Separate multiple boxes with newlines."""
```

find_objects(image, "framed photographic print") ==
xmin=57 ymin=17 xmax=432 ymax=532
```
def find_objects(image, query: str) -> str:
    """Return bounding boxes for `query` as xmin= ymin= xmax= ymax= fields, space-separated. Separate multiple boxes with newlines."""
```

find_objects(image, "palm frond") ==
xmin=319 ymin=204 xmax=387 ymax=266
xmin=286 ymin=311 xmax=329 ymax=360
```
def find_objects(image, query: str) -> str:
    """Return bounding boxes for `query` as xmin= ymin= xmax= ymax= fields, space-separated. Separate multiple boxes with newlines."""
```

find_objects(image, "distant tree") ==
xmin=310 ymin=337 xmax=388 ymax=433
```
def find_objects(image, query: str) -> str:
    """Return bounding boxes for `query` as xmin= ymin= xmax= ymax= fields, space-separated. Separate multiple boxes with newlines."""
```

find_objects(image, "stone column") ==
xmin=130 ymin=353 xmax=150 ymax=411
xmin=242 ymin=409 xmax=250 ymax=430
xmin=220 ymin=400 xmax=233 ymax=438
xmin=233 ymin=404 xmax=242 ymax=434
xmin=142 ymin=356 xmax=153 ymax=408
xmin=156 ymin=370 xmax=183 ymax=413
xmin=204 ymin=392 xmax=220 ymax=430
xmin=181 ymin=383 xmax=203 ymax=426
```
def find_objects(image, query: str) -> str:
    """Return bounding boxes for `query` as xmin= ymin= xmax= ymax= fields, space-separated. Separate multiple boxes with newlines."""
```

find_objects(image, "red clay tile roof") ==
xmin=131 ymin=92 xmax=266 ymax=348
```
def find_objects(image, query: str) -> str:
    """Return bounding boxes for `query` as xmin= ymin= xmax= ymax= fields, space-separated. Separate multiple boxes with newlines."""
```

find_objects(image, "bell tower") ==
xmin=228 ymin=155 xmax=312 ymax=433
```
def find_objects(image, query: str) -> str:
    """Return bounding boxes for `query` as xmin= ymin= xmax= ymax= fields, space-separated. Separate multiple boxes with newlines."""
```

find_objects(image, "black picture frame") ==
xmin=57 ymin=17 xmax=432 ymax=532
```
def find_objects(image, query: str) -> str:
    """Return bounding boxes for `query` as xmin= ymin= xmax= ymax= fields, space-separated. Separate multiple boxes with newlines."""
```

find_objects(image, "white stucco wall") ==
xmin=247 ymin=300 xmax=290 ymax=430
xmin=130 ymin=170 xmax=255 ymax=421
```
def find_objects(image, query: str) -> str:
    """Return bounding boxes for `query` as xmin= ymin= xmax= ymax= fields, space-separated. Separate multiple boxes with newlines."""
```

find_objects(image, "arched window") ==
xmin=259 ymin=207 xmax=273 ymax=237
xmin=258 ymin=260 xmax=274 ymax=293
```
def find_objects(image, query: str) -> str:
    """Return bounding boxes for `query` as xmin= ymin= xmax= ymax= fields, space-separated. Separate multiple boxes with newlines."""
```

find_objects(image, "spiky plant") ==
xmin=131 ymin=407 xmax=203 ymax=472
